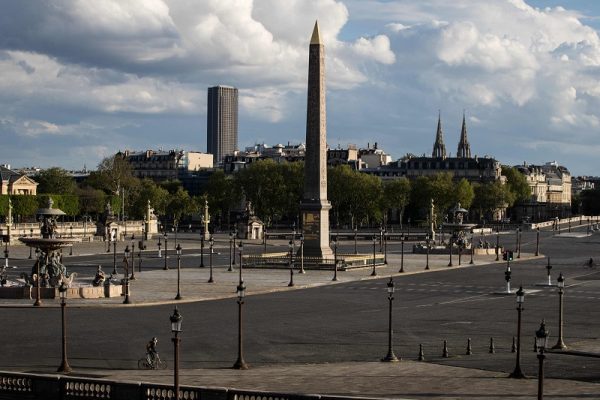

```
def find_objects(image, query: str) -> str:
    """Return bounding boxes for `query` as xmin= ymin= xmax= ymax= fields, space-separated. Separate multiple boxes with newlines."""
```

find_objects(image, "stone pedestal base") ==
xmin=300 ymin=200 xmax=333 ymax=259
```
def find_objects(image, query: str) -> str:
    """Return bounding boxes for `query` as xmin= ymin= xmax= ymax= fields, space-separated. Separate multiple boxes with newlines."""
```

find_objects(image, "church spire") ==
xmin=432 ymin=110 xmax=447 ymax=158
xmin=457 ymin=111 xmax=471 ymax=158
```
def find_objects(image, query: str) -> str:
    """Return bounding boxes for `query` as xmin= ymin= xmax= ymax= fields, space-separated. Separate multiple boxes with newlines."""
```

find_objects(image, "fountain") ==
xmin=0 ymin=198 xmax=121 ymax=301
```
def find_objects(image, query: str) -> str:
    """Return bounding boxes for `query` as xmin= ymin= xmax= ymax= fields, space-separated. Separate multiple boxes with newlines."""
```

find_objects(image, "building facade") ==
xmin=514 ymin=161 xmax=572 ymax=221
xmin=0 ymin=165 xmax=38 ymax=195
xmin=207 ymin=85 xmax=238 ymax=165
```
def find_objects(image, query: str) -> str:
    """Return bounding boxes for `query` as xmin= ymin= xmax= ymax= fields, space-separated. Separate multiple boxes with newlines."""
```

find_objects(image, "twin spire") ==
xmin=432 ymin=111 xmax=472 ymax=159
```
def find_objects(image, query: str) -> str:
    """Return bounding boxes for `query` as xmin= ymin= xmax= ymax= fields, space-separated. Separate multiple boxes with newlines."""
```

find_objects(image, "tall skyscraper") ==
xmin=207 ymin=85 xmax=238 ymax=165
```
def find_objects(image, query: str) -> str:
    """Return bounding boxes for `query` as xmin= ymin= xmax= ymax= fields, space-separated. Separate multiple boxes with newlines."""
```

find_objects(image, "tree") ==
xmin=409 ymin=173 xmax=455 ymax=224
xmin=454 ymin=178 xmax=474 ymax=209
xmin=130 ymin=179 xmax=169 ymax=220
xmin=88 ymin=155 xmax=137 ymax=195
xmin=502 ymin=166 xmax=531 ymax=204
xmin=580 ymin=189 xmax=600 ymax=215
xmin=34 ymin=167 xmax=76 ymax=195
xmin=10 ymin=195 xmax=38 ymax=220
xmin=206 ymin=170 xmax=241 ymax=228
xmin=472 ymin=181 xmax=513 ymax=221
xmin=383 ymin=178 xmax=411 ymax=224
xmin=166 ymin=187 xmax=196 ymax=225
xmin=77 ymin=187 xmax=106 ymax=218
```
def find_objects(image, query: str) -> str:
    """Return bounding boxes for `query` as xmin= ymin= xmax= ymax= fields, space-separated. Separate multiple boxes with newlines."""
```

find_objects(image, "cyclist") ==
xmin=146 ymin=337 xmax=159 ymax=368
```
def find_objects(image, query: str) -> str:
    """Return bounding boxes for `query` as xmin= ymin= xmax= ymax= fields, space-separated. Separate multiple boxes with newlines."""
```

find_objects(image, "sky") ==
xmin=1 ymin=0 xmax=600 ymax=176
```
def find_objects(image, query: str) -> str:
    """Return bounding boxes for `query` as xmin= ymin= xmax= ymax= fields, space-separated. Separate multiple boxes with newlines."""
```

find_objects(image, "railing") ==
xmin=0 ymin=371 xmax=377 ymax=400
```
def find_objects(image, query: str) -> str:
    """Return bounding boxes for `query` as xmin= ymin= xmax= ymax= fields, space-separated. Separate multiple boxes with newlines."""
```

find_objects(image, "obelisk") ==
xmin=300 ymin=21 xmax=333 ymax=259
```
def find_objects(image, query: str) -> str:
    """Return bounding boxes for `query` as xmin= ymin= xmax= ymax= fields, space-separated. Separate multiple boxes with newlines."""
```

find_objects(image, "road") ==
xmin=1 ymin=227 xmax=600 ymax=384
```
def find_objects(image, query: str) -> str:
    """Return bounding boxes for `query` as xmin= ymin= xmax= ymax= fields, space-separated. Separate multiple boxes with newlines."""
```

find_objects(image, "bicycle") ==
xmin=138 ymin=353 xmax=167 ymax=370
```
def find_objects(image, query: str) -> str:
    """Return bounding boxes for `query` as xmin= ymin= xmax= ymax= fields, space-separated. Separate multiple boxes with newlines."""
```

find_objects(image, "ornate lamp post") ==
xmin=170 ymin=308 xmax=182 ymax=400
xmin=425 ymin=235 xmax=430 ymax=270
xmin=517 ymin=228 xmax=522 ymax=259
xmin=552 ymin=273 xmax=567 ymax=350
xmin=536 ymin=321 xmax=549 ymax=400
xmin=157 ymin=235 xmax=162 ymax=258
xmin=238 ymin=241 xmax=244 ymax=283
xmin=175 ymin=244 xmax=182 ymax=300
xmin=288 ymin=240 xmax=294 ymax=287
xmin=546 ymin=258 xmax=552 ymax=286
xmin=112 ymin=239 xmax=117 ymax=275
xmin=382 ymin=277 xmax=399 ymax=362
xmin=371 ymin=236 xmax=377 ymax=276
xmin=469 ymin=237 xmax=475 ymax=264
xmin=495 ymin=228 xmax=500 ymax=261
xmin=208 ymin=237 xmax=214 ymax=283
xmin=233 ymin=281 xmax=249 ymax=370
xmin=57 ymin=282 xmax=72 ymax=373
xmin=138 ymin=245 xmax=142 ymax=273
xmin=228 ymin=233 xmax=233 ymax=272
xmin=535 ymin=227 xmax=540 ymax=257
xmin=232 ymin=228 xmax=238 ymax=266
xmin=129 ymin=234 xmax=136 ymax=280
xmin=28 ymin=228 xmax=33 ymax=259
xmin=332 ymin=238 xmax=338 ymax=281
xmin=4 ymin=242 xmax=8 ymax=269
xmin=200 ymin=232 xmax=205 ymax=268
xmin=163 ymin=232 xmax=169 ymax=270
xmin=509 ymin=286 xmax=526 ymax=378
xmin=399 ymin=235 xmax=405 ymax=273
xmin=299 ymin=234 xmax=305 ymax=274
xmin=448 ymin=237 xmax=453 ymax=267
xmin=354 ymin=227 xmax=358 ymax=254
xmin=123 ymin=247 xmax=131 ymax=304
xmin=263 ymin=226 xmax=267 ymax=252
xmin=383 ymin=227 xmax=388 ymax=264
xmin=505 ymin=261 xmax=512 ymax=294
xmin=33 ymin=247 xmax=41 ymax=307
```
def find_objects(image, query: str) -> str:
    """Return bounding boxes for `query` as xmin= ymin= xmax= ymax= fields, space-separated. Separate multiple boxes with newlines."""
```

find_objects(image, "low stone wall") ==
xmin=0 ymin=284 xmax=122 ymax=299
xmin=0 ymin=371 xmax=370 ymax=400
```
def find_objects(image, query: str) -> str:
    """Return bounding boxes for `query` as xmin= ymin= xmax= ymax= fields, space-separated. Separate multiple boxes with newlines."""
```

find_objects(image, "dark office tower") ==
xmin=207 ymin=85 xmax=238 ymax=165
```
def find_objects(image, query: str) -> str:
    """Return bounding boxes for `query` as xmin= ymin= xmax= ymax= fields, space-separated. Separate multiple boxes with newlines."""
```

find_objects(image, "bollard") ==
xmin=466 ymin=338 xmax=472 ymax=355
xmin=418 ymin=344 xmax=425 ymax=361
xmin=489 ymin=337 xmax=495 ymax=354
xmin=442 ymin=340 xmax=449 ymax=358
xmin=511 ymin=336 xmax=516 ymax=353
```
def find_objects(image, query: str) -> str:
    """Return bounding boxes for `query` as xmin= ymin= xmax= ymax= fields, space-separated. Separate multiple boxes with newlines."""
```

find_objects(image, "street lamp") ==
xmin=448 ymin=237 xmax=453 ymax=267
xmin=112 ymin=239 xmax=117 ymax=275
xmin=383 ymin=227 xmax=388 ymax=264
xmin=399 ymin=235 xmax=405 ymax=273
xmin=371 ymin=236 xmax=377 ymax=276
xmin=517 ymin=228 xmax=522 ymax=259
xmin=123 ymin=247 xmax=131 ymax=304
xmin=546 ymin=258 xmax=552 ymax=286
xmin=130 ymin=234 xmax=136 ymax=280
xmin=228 ymin=232 xmax=234 ymax=272
xmin=469 ymin=238 xmax=475 ymax=264
xmin=299 ymin=234 xmax=305 ymax=274
xmin=238 ymin=241 xmax=244 ymax=283
xmin=535 ymin=320 xmax=549 ymax=400
xmin=208 ymin=236 xmax=214 ymax=283
xmin=28 ymin=228 xmax=33 ymax=259
xmin=509 ymin=286 xmax=526 ymax=379
xmin=332 ymin=238 xmax=338 ymax=281
xmin=175 ymin=244 xmax=182 ymax=300
xmin=233 ymin=281 xmax=249 ymax=370
xmin=552 ymin=273 xmax=567 ymax=350
xmin=170 ymin=307 xmax=182 ymax=400
xmin=232 ymin=228 xmax=238 ymax=265
xmin=354 ymin=227 xmax=358 ymax=254
xmin=288 ymin=240 xmax=294 ymax=287
xmin=425 ymin=235 xmax=430 ymax=270
xmin=382 ymin=277 xmax=399 ymax=362
xmin=200 ymin=232 xmax=205 ymax=268
xmin=263 ymin=226 xmax=267 ymax=252
xmin=57 ymin=282 xmax=72 ymax=373
xmin=505 ymin=262 xmax=512 ymax=294
xmin=163 ymin=232 xmax=169 ymax=270
xmin=33 ymin=248 xmax=41 ymax=307
xmin=157 ymin=235 xmax=162 ymax=258
xmin=495 ymin=228 xmax=500 ymax=261
xmin=535 ymin=227 xmax=540 ymax=257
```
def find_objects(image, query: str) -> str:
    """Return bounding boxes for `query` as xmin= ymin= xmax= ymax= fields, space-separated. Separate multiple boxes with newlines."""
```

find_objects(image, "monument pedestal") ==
xmin=300 ymin=200 xmax=333 ymax=259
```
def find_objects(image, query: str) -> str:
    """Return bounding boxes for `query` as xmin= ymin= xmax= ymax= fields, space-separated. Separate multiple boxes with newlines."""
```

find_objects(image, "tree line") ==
xmin=1 ymin=157 xmax=533 ymax=229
